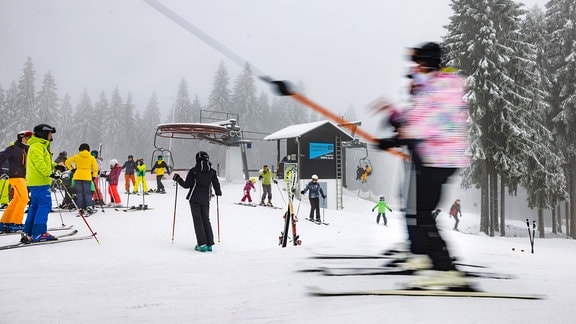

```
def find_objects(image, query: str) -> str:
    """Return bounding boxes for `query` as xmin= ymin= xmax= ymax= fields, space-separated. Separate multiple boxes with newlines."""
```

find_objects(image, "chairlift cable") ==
xmin=141 ymin=0 xmax=408 ymax=161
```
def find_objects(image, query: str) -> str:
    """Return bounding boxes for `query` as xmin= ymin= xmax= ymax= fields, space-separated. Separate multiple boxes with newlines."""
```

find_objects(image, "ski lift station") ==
xmin=264 ymin=120 xmax=355 ymax=210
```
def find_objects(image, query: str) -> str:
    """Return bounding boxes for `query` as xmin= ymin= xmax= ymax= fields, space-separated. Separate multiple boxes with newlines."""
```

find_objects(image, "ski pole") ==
xmin=126 ymin=191 xmax=130 ymax=209
xmin=171 ymin=182 xmax=178 ymax=243
xmin=526 ymin=219 xmax=533 ymax=252
xmin=58 ymin=179 xmax=100 ymax=244
xmin=266 ymin=84 xmax=409 ymax=161
xmin=531 ymin=220 xmax=536 ymax=254
xmin=296 ymin=197 xmax=302 ymax=217
xmin=52 ymin=189 xmax=65 ymax=226
xmin=141 ymin=179 xmax=146 ymax=211
xmin=216 ymin=195 xmax=221 ymax=243
xmin=322 ymin=197 xmax=326 ymax=224
xmin=275 ymin=181 xmax=287 ymax=207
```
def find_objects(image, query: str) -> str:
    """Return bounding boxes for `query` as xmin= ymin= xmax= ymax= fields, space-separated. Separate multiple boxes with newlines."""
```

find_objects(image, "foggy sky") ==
xmin=0 ymin=0 xmax=547 ymax=132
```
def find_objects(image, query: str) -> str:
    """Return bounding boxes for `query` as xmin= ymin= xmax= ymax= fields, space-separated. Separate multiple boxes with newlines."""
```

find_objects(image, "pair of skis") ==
xmin=0 ymin=225 xmax=74 ymax=236
xmin=279 ymin=167 xmax=301 ymax=247
xmin=305 ymin=218 xmax=329 ymax=226
xmin=303 ymin=251 xmax=544 ymax=300
xmin=115 ymin=205 xmax=153 ymax=212
xmin=0 ymin=229 xmax=97 ymax=250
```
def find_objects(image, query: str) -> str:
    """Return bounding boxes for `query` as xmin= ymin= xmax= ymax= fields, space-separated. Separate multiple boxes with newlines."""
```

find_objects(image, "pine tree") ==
xmin=173 ymin=78 xmax=193 ymax=122
xmin=171 ymin=78 xmax=195 ymax=165
xmin=543 ymin=0 xmax=576 ymax=238
xmin=15 ymin=57 xmax=36 ymax=130
xmin=56 ymin=94 xmax=75 ymax=154
xmin=231 ymin=63 xmax=257 ymax=128
xmin=207 ymin=61 xmax=231 ymax=112
xmin=70 ymin=90 xmax=96 ymax=145
xmin=0 ymin=83 xmax=18 ymax=145
xmin=35 ymin=71 xmax=60 ymax=130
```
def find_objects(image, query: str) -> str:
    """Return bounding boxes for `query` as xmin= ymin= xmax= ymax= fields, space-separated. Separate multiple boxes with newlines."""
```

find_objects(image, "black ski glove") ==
xmin=322 ymin=195 xmax=326 ymax=199
xmin=300 ymin=190 xmax=305 ymax=194
xmin=49 ymin=171 xmax=61 ymax=179
xmin=273 ymin=180 xmax=278 ymax=184
xmin=377 ymin=137 xmax=400 ymax=150
xmin=172 ymin=174 xmax=181 ymax=182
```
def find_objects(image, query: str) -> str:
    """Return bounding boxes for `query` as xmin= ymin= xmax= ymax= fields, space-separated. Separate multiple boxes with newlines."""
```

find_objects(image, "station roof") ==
xmin=263 ymin=120 xmax=354 ymax=141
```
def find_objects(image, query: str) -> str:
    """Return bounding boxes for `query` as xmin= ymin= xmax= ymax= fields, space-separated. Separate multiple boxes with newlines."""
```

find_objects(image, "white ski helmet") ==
xmin=109 ymin=159 xmax=118 ymax=166
xmin=311 ymin=174 xmax=319 ymax=180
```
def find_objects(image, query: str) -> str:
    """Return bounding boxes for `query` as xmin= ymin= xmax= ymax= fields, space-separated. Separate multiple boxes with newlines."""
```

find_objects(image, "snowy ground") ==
xmin=1 ymin=175 xmax=575 ymax=324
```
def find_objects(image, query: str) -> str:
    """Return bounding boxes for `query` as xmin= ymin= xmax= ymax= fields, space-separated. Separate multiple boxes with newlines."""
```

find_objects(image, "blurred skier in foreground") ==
xmin=374 ymin=42 xmax=470 ymax=290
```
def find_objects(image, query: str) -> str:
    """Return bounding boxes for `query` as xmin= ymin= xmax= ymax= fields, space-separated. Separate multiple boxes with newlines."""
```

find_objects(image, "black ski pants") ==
xmin=309 ymin=197 xmax=321 ymax=221
xmin=405 ymin=164 xmax=457 ymax=271
xmin=156 ymin=175 xmax=165 ymax=192
xmin=189 ymin=201 xmax=214 ymax=246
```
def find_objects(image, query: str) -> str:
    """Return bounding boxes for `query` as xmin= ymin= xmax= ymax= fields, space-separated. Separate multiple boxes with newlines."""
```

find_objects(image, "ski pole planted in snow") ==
xmin=526 ymin=219 xmax=534 ymax=254
xmin=52 ymin=189 xmax=65 ymax=227
xmin=171 ymin=182 xmax=178 ymax=243
xmin=57 ymin=179 xmax=100 ymax=244
xmin=216 ymin=195 xmax=221 ymax=243
xmin=531 ymin=220 xmax=536 ymax=254
xmin=125 ymin=191 xmax=130 ymax=210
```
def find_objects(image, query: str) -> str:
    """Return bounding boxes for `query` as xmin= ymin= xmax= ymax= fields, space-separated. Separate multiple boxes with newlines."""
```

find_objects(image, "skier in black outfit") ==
xmin=301 ymin=175 xmax=326 ymax=223
xmin=173 ymin=151 xmax=222 ymax=252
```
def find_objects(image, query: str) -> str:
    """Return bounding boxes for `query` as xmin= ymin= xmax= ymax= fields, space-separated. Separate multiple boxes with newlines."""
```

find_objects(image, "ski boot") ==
xmin=404 ymin=270 xmax=475 ymax=291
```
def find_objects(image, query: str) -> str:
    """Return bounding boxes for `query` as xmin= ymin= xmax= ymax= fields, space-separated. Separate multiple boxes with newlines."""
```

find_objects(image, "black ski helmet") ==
xmin=128 ymin=155 xmax=133 ymax=159
xmin=196 ymin=151 xmax=209 ymax=162
xmin=79 ymin=143 xmax=90 ymax=152
xmin=411 ymin=42 xmax=442 ymax=69
xmin=33 ymin=124 xmax=56 ymax=140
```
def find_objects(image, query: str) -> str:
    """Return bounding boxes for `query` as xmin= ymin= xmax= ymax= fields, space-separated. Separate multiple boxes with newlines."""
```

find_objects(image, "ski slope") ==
xmin=1 ymin=177 xmax=574 ymax=323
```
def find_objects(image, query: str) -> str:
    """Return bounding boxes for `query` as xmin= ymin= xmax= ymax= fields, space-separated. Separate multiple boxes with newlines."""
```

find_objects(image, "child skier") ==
xmin=150 ymin=155 xmax=170 ymax=193
xmin=240 ymin=177 xmax=256 ymax=205
xmin=372 ymin=196 xmax=393 ymax=226
xmin=134 ymin=158 xmax=150 ymax=194
xmin=107 ymin=159 xmax=122 ymax=207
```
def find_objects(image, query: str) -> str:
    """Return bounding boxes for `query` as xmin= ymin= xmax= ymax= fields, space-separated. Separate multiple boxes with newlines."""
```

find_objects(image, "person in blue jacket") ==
xmin=301 ymin=174 xmax=326 ymax=223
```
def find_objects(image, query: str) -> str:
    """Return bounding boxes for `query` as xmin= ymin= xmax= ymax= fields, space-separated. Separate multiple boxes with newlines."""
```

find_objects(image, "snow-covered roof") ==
xmin=263 ymin=120 xmax=354 ymax=141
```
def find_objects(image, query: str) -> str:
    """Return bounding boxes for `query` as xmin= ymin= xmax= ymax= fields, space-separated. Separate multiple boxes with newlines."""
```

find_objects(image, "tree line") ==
xmin=0 ymin=59 xmax=316 ymax=175
xmin=1 ymin=0 xmax=575 ymax=238
xmin=444 ymin=0 xmax=575 ymax=237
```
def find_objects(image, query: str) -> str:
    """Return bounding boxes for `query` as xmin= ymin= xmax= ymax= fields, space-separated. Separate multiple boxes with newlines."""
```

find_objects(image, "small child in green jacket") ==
xmin=372 ymin=196 xmax=392 ymax=226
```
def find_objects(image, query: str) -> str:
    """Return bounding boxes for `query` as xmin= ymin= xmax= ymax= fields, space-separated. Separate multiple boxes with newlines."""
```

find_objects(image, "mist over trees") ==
xmin=0 ymin=59 xmax=314 ymax=176
xmin=1 ymin=0 xmax=575 ymax=237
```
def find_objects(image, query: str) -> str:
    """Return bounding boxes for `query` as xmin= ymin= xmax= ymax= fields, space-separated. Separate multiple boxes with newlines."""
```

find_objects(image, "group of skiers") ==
xmin=0 ymin=124 xmax=172 ymax=242
xmin=237 ymin=164 xmax=328 ymax=224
